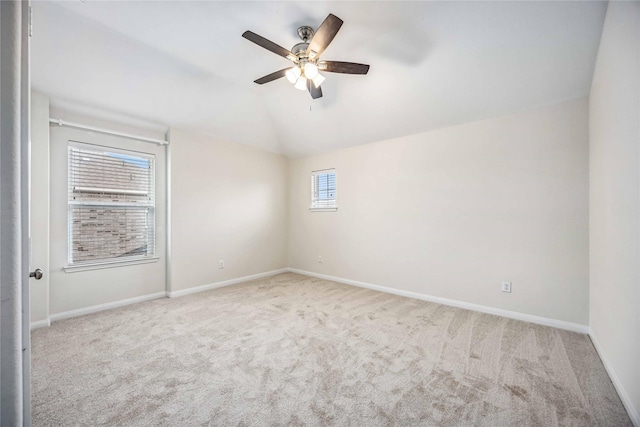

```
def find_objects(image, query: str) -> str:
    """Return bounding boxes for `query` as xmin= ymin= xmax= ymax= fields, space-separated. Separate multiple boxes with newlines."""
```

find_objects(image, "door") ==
xmin=0 ymin=1 xmax=34 ymax=425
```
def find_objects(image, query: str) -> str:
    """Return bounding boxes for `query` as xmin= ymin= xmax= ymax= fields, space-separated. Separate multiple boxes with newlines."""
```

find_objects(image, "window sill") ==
xmin=64 ymin=257 xmax=159 ymax=273
xmin=309 ymin=207 xmax=338 ymax=212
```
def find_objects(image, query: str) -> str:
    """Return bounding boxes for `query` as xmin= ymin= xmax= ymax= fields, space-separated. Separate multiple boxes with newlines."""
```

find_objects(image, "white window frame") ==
xmin=65 ymin=141 xmax=158 ymax=272
xmin=310 ymin=168 xmax=337 ymax=212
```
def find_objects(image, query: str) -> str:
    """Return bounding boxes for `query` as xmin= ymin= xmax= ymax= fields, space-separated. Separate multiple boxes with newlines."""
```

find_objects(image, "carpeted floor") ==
xmin=31 ymin=273 xmax=631 ymax=426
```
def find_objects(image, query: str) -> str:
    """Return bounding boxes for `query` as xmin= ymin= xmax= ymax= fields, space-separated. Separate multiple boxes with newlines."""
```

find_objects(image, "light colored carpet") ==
xmin=32 ymin=273 xmax=631 ymax=426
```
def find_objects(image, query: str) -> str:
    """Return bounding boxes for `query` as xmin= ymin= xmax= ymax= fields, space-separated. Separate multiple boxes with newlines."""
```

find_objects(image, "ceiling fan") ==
xmin=242 ymin=14 xmax=370 ymax=99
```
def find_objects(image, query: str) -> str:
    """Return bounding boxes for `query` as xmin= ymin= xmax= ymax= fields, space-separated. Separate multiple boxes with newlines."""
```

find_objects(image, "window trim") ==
xmin=66 ymin=140 xmax=157 ymax=270
xmin=64 ymin=256 xmax=159 ymax=273
xmin=309 ymin=207 xmax=338 ymax=212
xmin=310 ymin=168 xmax=337 ymax=212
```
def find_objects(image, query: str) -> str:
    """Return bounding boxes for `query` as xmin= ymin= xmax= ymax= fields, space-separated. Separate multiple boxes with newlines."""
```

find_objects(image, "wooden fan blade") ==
xmin=320 ymin=61 xmax=370 ymax=75
xmin=306 ymin=14 xmax=343 ymax=59
xmin=254 ymin=68 xmax=289 ymax=85
xmin=242 ymin=31 xmax=297 ymax=61
xmin=307 ymin=79 xmax=323 ymax=99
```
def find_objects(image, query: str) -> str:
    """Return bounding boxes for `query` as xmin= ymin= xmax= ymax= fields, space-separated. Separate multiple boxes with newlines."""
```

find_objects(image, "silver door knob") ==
xmin=29 ymin=268 xmax=43 ymax=280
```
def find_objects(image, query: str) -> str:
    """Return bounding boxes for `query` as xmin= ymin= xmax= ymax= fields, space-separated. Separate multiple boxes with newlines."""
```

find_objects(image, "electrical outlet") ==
xmin=501 ymin=281 xmax=512 ymax=293
xmin=318 ymin=256 xmax=323 ymax=263
xmin=219 ymin=260 xmax=224 ymax=269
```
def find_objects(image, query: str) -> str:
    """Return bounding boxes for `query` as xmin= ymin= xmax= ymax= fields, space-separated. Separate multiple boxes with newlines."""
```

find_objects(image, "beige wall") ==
xmin=32 ymin=108 xmax=288 ymax=318
xmin=289 ymin=98 xmax=589 ymax=325
xmin=169 ymin=129 xmax=288 ymax=291
xmin=589 ymin=1 xmax=640 ymax=422
xmin=30 ymin=92 xmax=50 ymax=323
xmin=48 ymin=110 xmax=167 ymax=314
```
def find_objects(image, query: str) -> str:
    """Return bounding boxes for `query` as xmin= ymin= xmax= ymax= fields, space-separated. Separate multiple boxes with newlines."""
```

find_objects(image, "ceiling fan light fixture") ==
xmin=285 ymin=66 xmax=301 ymax=84
xmin=243 ymin=13 xmax=369 ymax=100
xmin=294 ymin=76 xmax=308 ymax=91
xmin=311 ymin=73 xmax=325 ymax=88
xmin=304 ymin=62 xmax=319 ymax=79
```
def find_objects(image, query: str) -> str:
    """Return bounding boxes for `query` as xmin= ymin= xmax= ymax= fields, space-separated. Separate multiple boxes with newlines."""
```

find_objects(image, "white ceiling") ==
xmin=32 ymin=1 xmax=607 ymax=157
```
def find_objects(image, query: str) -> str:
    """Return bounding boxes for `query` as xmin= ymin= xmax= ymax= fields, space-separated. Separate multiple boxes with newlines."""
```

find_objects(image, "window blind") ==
xmin=68 ymin=142 xmax=156 ymax=265
xmin=311 ymin=169 xmax=336 ymax=209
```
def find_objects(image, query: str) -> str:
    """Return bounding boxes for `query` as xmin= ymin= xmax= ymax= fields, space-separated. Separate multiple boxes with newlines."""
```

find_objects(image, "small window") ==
xmin=311 ymin=169 xmax=337 ymax=211
xmin=68 ymin=142 xmax=156 ymax=266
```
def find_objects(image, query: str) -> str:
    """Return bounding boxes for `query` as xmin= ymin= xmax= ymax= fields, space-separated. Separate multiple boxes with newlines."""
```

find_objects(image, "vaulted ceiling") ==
xmin=32 ymin=1 xmax=607 ymax=157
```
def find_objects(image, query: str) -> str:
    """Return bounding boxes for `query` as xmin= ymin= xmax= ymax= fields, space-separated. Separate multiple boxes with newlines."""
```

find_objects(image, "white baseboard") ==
xmin=167 ymin=268 xmax=289 ymax=298
xmin=45 ymin=269 xmax=289 ymax=322
xmin=49 ymin=291 xmax=167 ymax=322
xmin=589 ymin=329 xmax=640 ymax=427
xmin=30 ymin=318 xmax=51 ymax=330
xmin=288 ymin=268 xmax=589 ymax=334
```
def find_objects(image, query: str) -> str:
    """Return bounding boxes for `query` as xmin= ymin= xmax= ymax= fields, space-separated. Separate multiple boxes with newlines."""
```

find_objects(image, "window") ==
xmin=311 ymin=169 xmax=337 ymax=211
xmin=68 ymin=142 xmax=156 ymax=267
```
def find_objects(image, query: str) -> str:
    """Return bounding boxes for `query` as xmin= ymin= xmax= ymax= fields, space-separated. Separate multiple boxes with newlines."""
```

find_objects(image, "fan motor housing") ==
xmin=291 ymin=42 xmax=310 ymax=58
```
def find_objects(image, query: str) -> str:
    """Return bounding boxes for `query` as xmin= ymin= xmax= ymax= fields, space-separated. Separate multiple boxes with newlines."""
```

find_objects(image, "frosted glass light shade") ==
xmin=304 ymin=62 xmax=319 ymax=79
xmin=294 ymin=76 xmax=308 ymax=90
xmin=285 ymin=67 xmax=301 ymax=84
xmin=312 ymin=73 xmax=325 ymax=88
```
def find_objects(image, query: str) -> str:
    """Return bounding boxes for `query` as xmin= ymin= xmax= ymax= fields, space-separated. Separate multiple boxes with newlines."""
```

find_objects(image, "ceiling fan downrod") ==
xmin=297 ymin=26 xmax=314 ymax=42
